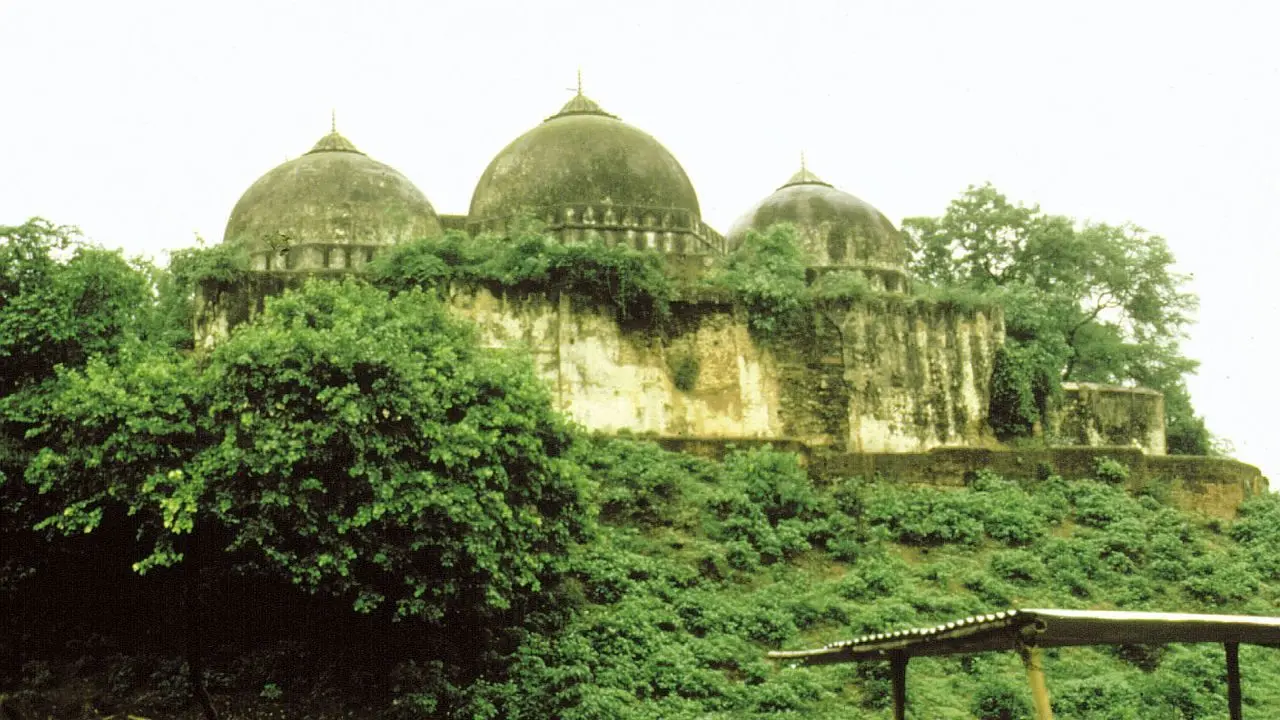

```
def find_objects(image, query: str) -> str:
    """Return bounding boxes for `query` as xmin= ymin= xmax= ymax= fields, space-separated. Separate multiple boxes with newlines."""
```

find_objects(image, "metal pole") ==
xmin=1020 ymin=646 xmax=1054 ymax=720
xmin=890 ymin=652 xmax=908 ymax=720
xmin=1226 ymin=642 xmax=1242 ymax=720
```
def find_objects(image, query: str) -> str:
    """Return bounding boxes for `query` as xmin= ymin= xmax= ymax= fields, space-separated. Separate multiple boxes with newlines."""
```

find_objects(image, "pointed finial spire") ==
xmin=780 ymin=152 xmax=832 ymax=189
xmin=330 ymin=108 xmax=336 ymax=133
xmin=549 ymin=69 xmax=618 ymax=121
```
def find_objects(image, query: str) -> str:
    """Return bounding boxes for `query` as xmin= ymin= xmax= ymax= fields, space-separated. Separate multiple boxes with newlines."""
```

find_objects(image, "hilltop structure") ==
xmin=198 ymin=87 xmax=1166 ymax=457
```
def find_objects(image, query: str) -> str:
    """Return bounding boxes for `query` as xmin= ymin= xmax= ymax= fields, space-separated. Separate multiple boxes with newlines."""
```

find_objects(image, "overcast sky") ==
xmin=2 ymin=1 xmax=1278 ymax=478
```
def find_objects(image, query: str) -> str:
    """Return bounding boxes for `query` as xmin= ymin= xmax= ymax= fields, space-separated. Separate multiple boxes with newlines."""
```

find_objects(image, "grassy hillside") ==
xmin=457 ymin=439 xmax=1280 ymax=719
xmin=4 ymin=439 xmax=1280 ymax=718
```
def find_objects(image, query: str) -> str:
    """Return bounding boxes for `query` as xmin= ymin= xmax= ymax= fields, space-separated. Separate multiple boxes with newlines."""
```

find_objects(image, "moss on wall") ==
xmin=1049 ymin=382 xmax=1166 ymax=455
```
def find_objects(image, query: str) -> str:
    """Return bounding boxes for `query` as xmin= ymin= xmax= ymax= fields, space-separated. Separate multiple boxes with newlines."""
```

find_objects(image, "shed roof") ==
xmin=768 ymin=609 xmax=1280 ymax=665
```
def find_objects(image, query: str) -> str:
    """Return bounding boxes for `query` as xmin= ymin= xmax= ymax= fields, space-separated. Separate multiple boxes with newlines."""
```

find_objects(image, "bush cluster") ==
xmin=369 ymin=229 xmax=673 ymax=325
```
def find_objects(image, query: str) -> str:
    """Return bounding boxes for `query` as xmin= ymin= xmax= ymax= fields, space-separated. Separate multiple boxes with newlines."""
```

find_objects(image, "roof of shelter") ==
xmin=768 ymin=609 xmax=1280 ymax=665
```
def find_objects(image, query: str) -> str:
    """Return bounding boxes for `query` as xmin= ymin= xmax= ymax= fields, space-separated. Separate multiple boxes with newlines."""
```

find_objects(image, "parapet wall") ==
xmin=655 ymin=438 xmax=1267 ymax=520
xmin=449 ymin=287 xmax=1002 ymax=452
xmin=813 ymin=446 xmax=1266 ymax=519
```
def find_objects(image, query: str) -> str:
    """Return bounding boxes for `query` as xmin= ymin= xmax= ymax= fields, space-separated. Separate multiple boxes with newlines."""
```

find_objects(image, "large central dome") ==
xmin=468 ymin=92 xmax=720 ymax=254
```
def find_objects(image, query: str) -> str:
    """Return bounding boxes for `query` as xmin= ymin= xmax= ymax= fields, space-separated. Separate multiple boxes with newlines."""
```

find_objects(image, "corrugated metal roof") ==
xmin=768 ymin=609 xmax=1280 ymax=665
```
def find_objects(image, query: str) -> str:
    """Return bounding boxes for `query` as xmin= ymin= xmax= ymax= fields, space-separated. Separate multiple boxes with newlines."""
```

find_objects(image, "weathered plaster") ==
xmin=446 ymin=288 xmax=1001 ymax=452
xmin=1050 ymin=382 xmax=1166 ymax=455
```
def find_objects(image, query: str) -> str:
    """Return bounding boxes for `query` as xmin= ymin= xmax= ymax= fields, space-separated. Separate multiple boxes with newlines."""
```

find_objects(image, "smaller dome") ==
xmin=224 ymin=128 xmax=442 ymax=272
xmin=727 ymin=165 xmax=908 ymax=271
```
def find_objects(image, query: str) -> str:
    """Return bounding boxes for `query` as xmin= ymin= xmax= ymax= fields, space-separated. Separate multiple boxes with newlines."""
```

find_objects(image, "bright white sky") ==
xmin=2 ymin=1 xmax=1278 ymax=479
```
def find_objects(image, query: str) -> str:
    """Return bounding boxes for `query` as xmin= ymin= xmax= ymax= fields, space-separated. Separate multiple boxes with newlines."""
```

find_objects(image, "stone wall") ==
xmin=1049 ymin=382 xmax=1166 ymax=455
xmin=447 ymin=287 xmax=1002 ymax=452
xmin=655 ymin=439 xmax=1267 ymax=520
xmin=812 ymin=446 xmax=1267 ymax=520
xmin=197 ymin=279 xmax=1003 ymax=451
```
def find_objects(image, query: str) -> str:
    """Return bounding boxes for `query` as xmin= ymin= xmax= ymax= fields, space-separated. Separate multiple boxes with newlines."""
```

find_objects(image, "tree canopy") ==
xmin=902 ymin=184 xmax=1210 ymax=452
xmin=22 ymin=278 xmax=591 ymax=623
xmin=0 ymin=218 xmax=155 ymax=396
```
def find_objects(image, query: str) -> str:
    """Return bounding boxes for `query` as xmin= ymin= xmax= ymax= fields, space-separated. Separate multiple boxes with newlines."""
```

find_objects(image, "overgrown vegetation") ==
xmin=369 ymin=227 xmax=673 ymax=325
xmin=7 ymin=431 xmax=1279 ymax=717
xmin=903 ymin=184 xmax=1210 ymax=453
xmin=1 ymin=214 xmax=1253 ymax=718
xmin=1 ymin=265 xmax=592 ymax=718
xmin=436 ymin=445 xmax=1280 ymax=719
xmin=708 ymin=224 xmax=998 ymax=347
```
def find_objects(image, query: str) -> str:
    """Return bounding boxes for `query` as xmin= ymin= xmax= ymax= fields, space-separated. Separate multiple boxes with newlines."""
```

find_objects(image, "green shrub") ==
xmin=1093 ymin=456 xmax=1131 ymax=484
xmin=971 ymin=675 xmax=1033 ymax=720
xmin=370 ymin=230 xmax=673 ymax=325
xmin=1182 ymin=557 xmax=1261 ymax=605
xmin=666 ymin=348 xmax=700 ymax=392
xmin=707 ymin=225 xmax=810 ymax=340
xmin=988 ymin=344 xmax=1055 ymax=440
xmin=989 ymin=549 xmax=1047 ymax=585
xmin=865 ymin=486 xmax=984 ymax=546
xmin=1069 ymin=481 xmax=1142 ymax=528
xmin=809 ymin=270 xmax=874 ymax=304
xmin=837 ymin=554 xmax=908 ymax=601
xmin=578 ymin=437 xmax=710 ymax=526
xmin=1051 ymin=674 xmax=1141 ymax=719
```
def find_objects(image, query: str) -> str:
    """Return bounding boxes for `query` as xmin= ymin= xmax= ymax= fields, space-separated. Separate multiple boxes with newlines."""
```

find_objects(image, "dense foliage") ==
xmin=11 ymin=435 xmax=1280 ymax=717
xmin=0 ymin=219 xmax=189 ymax=599
xmin=392 ymin=441 xmax=1280 ymax=719
xmin=708 ymin=225 xmax=996 ymax=346
xmin=1 ymin=216 xmax=1262 ymax=718
xmin=708 ymin=225 xmax=811 ymax=339
xmin=1 ymin=269 xmax=593 ymax=717
xmin=19 ymin=279 xmax=589 ymax=622
xmin=0 ymin=219 xmax=154 ymax=395
xmin=902 ymin=185 xmax=1209 ymax=451
xmin=369 ymin=228 xmax=673 ymax=325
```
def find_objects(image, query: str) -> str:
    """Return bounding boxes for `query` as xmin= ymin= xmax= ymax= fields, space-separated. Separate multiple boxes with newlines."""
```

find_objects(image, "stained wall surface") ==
xmin=1050 ymin=382 xmax=1166 ymax=455
xmin=447 ymin=288 xmax=1002 ymax=452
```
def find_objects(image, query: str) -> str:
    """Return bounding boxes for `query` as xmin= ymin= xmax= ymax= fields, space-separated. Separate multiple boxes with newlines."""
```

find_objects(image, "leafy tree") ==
xmin=28 ymin=278 xmax=590 ymax=619
xmin=22 ymin=279 xmax=592 ymax=715
xmin=0 ymin=218 xmax=153 ymax=396
xmin=0 ymin=218 xmax=169 ymax=605
xmin=903 ymin=184 xmax=1209 ymax=452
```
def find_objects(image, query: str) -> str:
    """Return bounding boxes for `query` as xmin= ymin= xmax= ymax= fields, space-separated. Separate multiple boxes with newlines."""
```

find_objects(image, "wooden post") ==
xmin=890 ymin=652 xmax=908 ymax=720
xmin=1225 ymin=642 xmax=1242 ymax=720
xmin=1020 ymin=645 xmax=1053 ymax=720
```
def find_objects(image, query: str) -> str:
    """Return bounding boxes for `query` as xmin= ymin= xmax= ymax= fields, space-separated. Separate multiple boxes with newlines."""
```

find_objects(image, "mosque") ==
xmin=201 ymin=85 xmax=1167 ymax=457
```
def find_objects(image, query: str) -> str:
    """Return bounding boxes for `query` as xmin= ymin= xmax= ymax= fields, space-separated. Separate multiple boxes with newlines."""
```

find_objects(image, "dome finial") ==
xmin=548 ymin=70 xmax=619 ymax=121
xmin=307 ymin=115 xmax=364 ymax=155
xmin=781 ymin=154 xmax=831 ymax=189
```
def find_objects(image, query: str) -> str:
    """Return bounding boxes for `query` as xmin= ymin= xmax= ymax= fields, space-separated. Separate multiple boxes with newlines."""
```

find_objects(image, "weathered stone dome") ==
xmin=468 ymin=92 xmax=721 ymax=254
xmin=224 ymin=129 xmax=442 ymax=272
xmin=727 ymin=166 xmax=909 ymax=273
